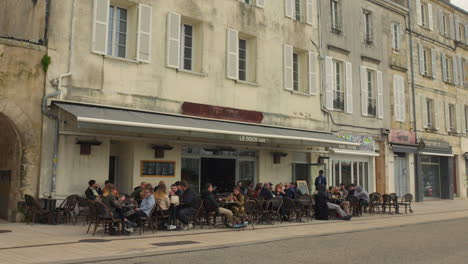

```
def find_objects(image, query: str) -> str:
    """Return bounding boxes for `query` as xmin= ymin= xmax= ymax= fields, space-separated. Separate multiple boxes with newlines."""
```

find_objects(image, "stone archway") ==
xmin=0 ymin=113 xmax=21 ymax=220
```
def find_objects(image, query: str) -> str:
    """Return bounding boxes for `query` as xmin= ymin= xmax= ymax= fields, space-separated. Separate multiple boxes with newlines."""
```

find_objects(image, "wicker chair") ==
xmin=76 ymin=196 xmax=91 ymax=224
xmin=369 ymin=192 xmax=382 ymax=215
xmin=239 ymin=200 xmax=257 ymax=230
xmin=24 ymin=194 xmax=52 ymax=224
xmin=382 ymin=194 xmax=396 ymax=214
xmin=398 ymin=193 xmax=414 ymax=214
xmin=347 ymin=195 xmax=362 ymax=216
xmin=136 ymin=203 xmax=157 ymax=235
xmin=295 ymin=198 xmax=313 ymax=222
xmin=92 ymin=201 xmax=121 ymax=236
xmin=281 ymin=197 xmax=296 ymax=222
xmin=56 ymin=195 xmax=78 ymax=224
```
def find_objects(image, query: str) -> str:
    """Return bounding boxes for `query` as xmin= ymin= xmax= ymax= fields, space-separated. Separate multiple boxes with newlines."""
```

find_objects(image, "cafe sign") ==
xmin=336 ymin=133 xmax=375 ymax=152
xmin=239 ymin=135 xmax=266 ymax=143
xmin=389 ymin=130 xmax=416 ymax=145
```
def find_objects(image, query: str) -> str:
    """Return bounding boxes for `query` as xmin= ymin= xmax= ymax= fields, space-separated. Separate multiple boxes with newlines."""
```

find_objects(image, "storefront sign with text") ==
xmin=239 ymin=136 xmax=266 ymax=143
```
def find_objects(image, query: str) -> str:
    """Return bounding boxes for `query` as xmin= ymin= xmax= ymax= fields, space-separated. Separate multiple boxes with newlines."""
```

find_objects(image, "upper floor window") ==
xmin=425 ymin=98 xmax=435 ymax=129
xmin=284 ymin=45 xmax=318 ymax=95
xmin=416 ymin=0 xmax=433 ymax=30
xmin=360 ymin=66 xmax=383 ymax=119
xmin=448 ymin=103 xmax=456 ymax=132
xmin=325 ymin=57 xmax=352 ymax=113
xmin=227 ymin=29 xmax=257 ymax=83
xmin=456 ymin=22 xmax=467 ymax=43
xmin=167 ymin=13 xmax=203 ymax=73
xmin=366 ymin=69 xmax=377 ymax=117
xmin=332 ymin=59 xmax=345 ymax=111
xmin=238 ymin=0 xmax=264 ymax=8
xmin=92 ymin=0 xmax=152 ymax=63
xmin=393 ymin=75 xmax=406 ymax=122
xmin=391 ymin=23 xmax=401 ymax=52
xmin=438 ymin=10 xmax=451 ymax=38
xmin=285 ymin=0 xmax=315 ymax=25
xmin=363 ymin=10 xmax=373 ymax=44
xmin=441 ymin=53 xmax=455 ymax=84
xmin=418 ymin=44 xmax=436 ymax=78
xmin=331 ymin=0 xmax=342 ymax=33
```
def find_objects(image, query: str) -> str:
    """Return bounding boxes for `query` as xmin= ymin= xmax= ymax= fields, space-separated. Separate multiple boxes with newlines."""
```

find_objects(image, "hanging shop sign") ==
xmin=389 ymin=130 xmax=416 ymax=145
xmin=335 ymin=133 xmax=375 ymax=152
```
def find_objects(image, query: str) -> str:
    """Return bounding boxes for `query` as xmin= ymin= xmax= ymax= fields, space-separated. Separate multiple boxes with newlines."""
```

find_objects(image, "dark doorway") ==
xmin=201 ymin=158 xmax=236 ymax=194
xmin=108 ymin=156 xmax=118 ymax=185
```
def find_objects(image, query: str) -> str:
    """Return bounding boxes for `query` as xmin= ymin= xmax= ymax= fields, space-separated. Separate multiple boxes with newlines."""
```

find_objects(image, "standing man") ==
xmin=314 ymin=170 xmax=327 ymax=190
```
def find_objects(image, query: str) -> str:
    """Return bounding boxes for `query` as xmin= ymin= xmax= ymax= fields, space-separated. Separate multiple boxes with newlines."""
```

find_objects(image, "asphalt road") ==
xmin=98 ymin=218 xmax=468 ymax=264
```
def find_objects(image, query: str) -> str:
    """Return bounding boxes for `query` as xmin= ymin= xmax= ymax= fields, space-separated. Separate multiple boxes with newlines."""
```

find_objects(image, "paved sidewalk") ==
xmin=0 ymin=200 xmax=467 ymax=264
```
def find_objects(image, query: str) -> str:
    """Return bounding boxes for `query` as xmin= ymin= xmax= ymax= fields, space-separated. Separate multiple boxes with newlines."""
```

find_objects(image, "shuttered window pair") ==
xmin=285 ymin=0 xmax=316 ymax=25
xmin=391 ymin=23 xmax=402 ymax=51
xmin=444 ymin=102 xmax=463 ymax=134
xmin=438 ymin=10 xmax=454 ymax=39
xmin=421 ymin=97 xmax=441 ymax=130
xmin=324 ymin=57 xmax=352 ymax=113
xmin=416 ymin=0 xmax=433 ymax=30
xmin=418 ymin=44 xmax=436 ymax=78
xmin=92 ymin=0 xmax=152 ymax=63
xmin=360 ymin=67 xmax=383 ymax=119
xmin=454 ymin=20 xmax=468 ymax=45
xmin=284 ymin=45 xmax=317 ymax=95
xmin=237 ymin=0 xmax=265 ymax=8
xmin=226 ymin=29 xmax=256 ymax=83
xmin=393 ymin=75 xmax=405 ymax=122
xmin=440 ymin=53 xmax=459 ymax=84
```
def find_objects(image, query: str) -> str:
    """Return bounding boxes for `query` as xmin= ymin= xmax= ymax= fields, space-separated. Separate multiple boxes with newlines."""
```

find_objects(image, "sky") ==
xmin=451 ymin=0 xmax=468 ymax=11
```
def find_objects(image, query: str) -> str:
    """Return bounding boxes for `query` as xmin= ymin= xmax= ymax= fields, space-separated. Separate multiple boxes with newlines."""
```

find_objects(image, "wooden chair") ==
xmin=238 ymin=200 xmax=257 ymax=230
xmin=398 ymin=193 xmax=414 ymax=214
xmin=56 ymin=195 xmax=78 ymax=224
xmin=86 ymin=200 xmax=97 ymax=234
xmin=270 ymin=198 xmax=284 ymax=224
xmin=281 ymin=197 xmax=296 ymax=222
xmin=92 ymin=201 xmax=121 ymax=236
xmin=382 ymin=194 xmax=396 ymax=214
xmin=347 ymin=195 xmax=362 ymax=216
xmin=24 ymin=194 xmax=52 ymax=224
xmin=369 ymin=192 xmax=382 ymax=215
xmin=137 ymin=204 xmax=157 ymax=235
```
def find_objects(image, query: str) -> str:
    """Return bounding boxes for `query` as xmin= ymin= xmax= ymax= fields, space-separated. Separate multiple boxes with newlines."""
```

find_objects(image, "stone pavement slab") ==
xmin=0 ymin=200 xmax=467 ymax=264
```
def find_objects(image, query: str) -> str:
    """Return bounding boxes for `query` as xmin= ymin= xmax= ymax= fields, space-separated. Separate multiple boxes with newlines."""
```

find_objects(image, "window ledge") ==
xmin=103 ymin=55 xmax=139 ymax=64
xmin=177 ymin=69 xmax=207 ymax=77
xmin=424 ymin=127 xmax=437 ymax=132
xmin=443 ymin=81 xmax=455 ymax=86
xmin=235 ymin=80 xmax=258 ymax=87
xmin=284 ymin=89 xmax=312 ymax=97
xmin=421 ymin=74 xmax=434 ymax=80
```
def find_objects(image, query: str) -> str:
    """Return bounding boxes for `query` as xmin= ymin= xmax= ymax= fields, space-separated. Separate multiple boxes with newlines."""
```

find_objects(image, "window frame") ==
xmin=107 ymin=5 xmax=128 ymax=58
xmin=422 ymin=46 xmax=433 ymax=77
xmin=332 ymin=59 xmax=345 ymax=111
xmin=391 ymin=22 xmax=401 ymax=52
xmin=238 ymin=38 xmax=248 ymax=82
xmin=366 ymin=68 xmax=377 ymax=117
xmin=293 ymin=52 xmax=300 ymax=91
xmin=331 ymin=0 xmax=342 ymax=33
xmin=426 ymin=98 xmax=434 ymax=128
xmin=180 ymin=23 xmax=194 ymax=71
xmin=363 ymin=10 xmax=373 ymax=44
xmin=448 ymin=104 xmax=456 ymax=132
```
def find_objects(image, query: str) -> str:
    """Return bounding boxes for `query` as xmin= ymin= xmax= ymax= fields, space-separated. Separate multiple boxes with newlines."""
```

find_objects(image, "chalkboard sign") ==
xmin=141 ymin=161 xmax=176 ymax=177
xmin=296 ymin=180 xmax=310 ymax=195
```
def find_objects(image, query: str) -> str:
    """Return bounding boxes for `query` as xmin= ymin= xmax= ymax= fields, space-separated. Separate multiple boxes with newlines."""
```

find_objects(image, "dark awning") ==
xmin=55 ymin=102 xmax=358 ymax=147
xmin=391 ymin=144 xmax=419 ymax=153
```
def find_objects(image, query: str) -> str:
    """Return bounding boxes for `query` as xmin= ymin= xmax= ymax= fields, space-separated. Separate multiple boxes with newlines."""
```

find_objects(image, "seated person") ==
xmin=176 ymin=180 xmax=201 ymax=230
xmin=330 ymin=186 xmax=350 ymax=215
xmin=259 ymin=183 xmax=274 ymax=200
xmin=101 ymin=180 xmax=112 ymax=196
xmin=347 ymin=184 xmax=356 ymax=197
xmin=354 ymin=185 xmax=370 ymax=207
xmin=174 ymin=181 xmax=183 ymax=196
xmin=227 ymin=187 xmax=246 ymax=216
xmin=315 ymin=185 xmax=351 ymax=221
xmin=131 ymin=182 xmax=147 ymax=203
xmin=201 ymin=183 xmax=234 ymax=228
xmin=285 ymin=183 xmax=298 ymax=199
xmin=154 ymin=184 xmax=176 ymax=230
xmin=128 ymin=187 xmax=156 ymax=223
xmin=102 ymin=185 xmax=135 ymax=234
xmin=85 ymin=180 xmax=102 ymax=200
xmin=339 ymin=183 xmax=349 ymax=198
xmin=253 ymin=183 xmax=263 ymax=198
xmin=273 ymin=184 xmax=286 ymax=198
xmin=169 ymin=184 xmax=180 ymax=205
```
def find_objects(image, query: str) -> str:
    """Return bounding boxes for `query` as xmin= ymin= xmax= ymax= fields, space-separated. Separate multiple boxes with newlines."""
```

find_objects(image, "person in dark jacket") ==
xmin=259 ymin=183 xmax=274 ymax=200
xmin=85 ymin=180 xmax=102 ymax=200
xmin=314 ymin=185 xmax=330 ymax=220
xmin=314 ymin=170 xmax=327 ymax=190
xmin=201 ymin=183 xmax=233 ymax=227
xmin=176 ymin=180 xmax=201 ymax=230
xmin=131 ymin=182 xmax=147 ymax=202
xmin=285 ymin=182 xmax=299 ymax=199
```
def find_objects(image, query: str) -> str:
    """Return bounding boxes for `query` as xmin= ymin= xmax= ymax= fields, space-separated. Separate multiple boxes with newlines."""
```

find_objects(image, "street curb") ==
xmin=39 ymin=215 xmax=468 ymax=264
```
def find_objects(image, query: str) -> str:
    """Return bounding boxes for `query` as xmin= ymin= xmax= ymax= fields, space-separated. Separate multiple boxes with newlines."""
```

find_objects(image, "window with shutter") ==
xmin=137 ymin=4 xmax=152 ymax=63
xmin=227 ymin=28 xmax=239 ymax=80
xmin=345 ymin=62 xmax=353 ymax=114
xmin=331 ymin=59 xmax=344 ymax=111
xmin=284 ymin=45 xmax=294 ymax=90
xmin=92 ymin=0 xmax=110 ymax=55
xmin=308 ymin=51 xmax=317 ymax=95
xmin=285 ymin=0 xmax=294 ymax=19
xmin=331 ymin=0 xmax=342 ymax=33
xmin=178 ymin=17 xmax=204 ymax=73
xmin=166 ymin=12 xmax=181 ymax=69
xmin=325 ymin=56 xmax=334 ymax=110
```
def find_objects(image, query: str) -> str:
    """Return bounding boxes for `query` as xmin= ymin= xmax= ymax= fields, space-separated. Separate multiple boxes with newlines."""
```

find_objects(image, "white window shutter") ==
xmin=428 ymin=4 xmax=433 ymax=30
xmin=421 ymin=96 xmax=428 ymax=128
xmin=445 ymin=102 xmax=450 ymax=132
xmin=453 ymin=56 xmax=459 ymax=85
xmin=449 ymin=14 xmax=455 ymax=39
xmin=285 ymin=0 xmax=294 ymax=19
xmin=391 ymin=24 xmax=396 ymax=50
xmin=457 ymin=56 xmax=463 ymax=86
xmin=418 ymin=43 xmax=424 ymax=75
xmin=416 ymin=0 xmax=422 ymax=26
xmin=92 ymin=0 xmax=110 ymax=55
xmin=137 ymin=4 xmax=152 ymax=63
xmin=462 ymin=101 xmax=467 ymax=133
xmin=377 ymin=71 xmax=384 ymax=119
xmin=393 ymin=75 xmax=400 ymax=122
xmin=456 ymin=103 xmax=462 ymax=134
xmin=283 ymin=44 xmax=293 ymax=90
xmin=256 ymin=0 xmax=265 ymax=8
xmin=325 ymin=56 xmax=334 ymax=110
xmin=360 ymin=66 xmax=368 ymax=116
xmin=455 ymin=16 xmax=460 ymax=41
xmin=441 ymin=53 xmax=447 ymax=82
xmin=166 ymin=12 xmax=181 ymax=69
xmin=431 ymin=48 xmax=437 ymax=79
xmin=308 ymin=51 xmax=317 ymax=95
xmin=399 ymin=76 xmax=406 ymax=122
xmin=306 ymin=0 xmax=314 ymax=25
xmin=438 ymin=9 xmax=443 ymax=34
xmin=435 ymin=100 xmax=442 ymax=131
xmin=227 ymin=28 xmax=239 ymax=80
xmin=345 ymin=62 xmax=353 ymax=114
xmin=465 ymin=25 xmax=468 ymax=45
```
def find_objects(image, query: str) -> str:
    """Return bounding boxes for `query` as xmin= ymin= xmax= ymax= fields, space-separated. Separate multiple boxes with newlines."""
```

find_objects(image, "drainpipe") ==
xmin=42 ymin=0 xmax=76 ymax=194
xmin=406 ymin=0 xmax=422 ymax=202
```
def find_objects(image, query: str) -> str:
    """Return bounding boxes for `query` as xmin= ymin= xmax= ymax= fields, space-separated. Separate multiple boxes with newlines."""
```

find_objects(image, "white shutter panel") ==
xmin=137 ymin=4 xmax=152 ymax=63
xmin=455 ymin=16 xmax=460 ymax=41
xmin=465 ymin=25 xmax=468 ymax=45
xmin=428 ymin=4 xmax=433 ymax=30
xmin=283 ymin=44 xmax=293 ymax=90
xmin=400 ymin=76 xmax=406 ymax=122
xmin=166 ymin=12 xmax=181 ymax=69
xmin=441 ymin=53 xmax=447 ymax=82
xmin=306 ymin=0 xmax=314 ymax=25
xmin=418 ymin=43 xmax=424 ymax=75
xmin=227 ymin=28 xmax=239 ymax=80
xmin=256 ymin=0 xmax=265 ymax=8
xmin=445 ymin=102 xmax=450 ymax=132
xmin=393 ymin=75 xmax=400 ymax=122
xmin=431 ymin=48 xmax=437 ymax=79
xmin=449 ymin=14 xmax=455 ymax=39
xmin=360 ymin=66 xmax=368 ymax=116
xmin=325 ymin=56 xmax=334 ymax=110
xmin=462 ymin=101 xmax=467 ymax=133
xmin=92 ymin=0 xmax=110 ymax=55
xmin=391 ymin=24 xmax=396 ymax=50
xmin=456 ymin=103 xmax=462 ymax=134
xmin=438 ymin=9 xmax=443 ymax=34
xmin=285 ymin=0 xmax=294 ymax=19
xmin=377 ymin=71 xmax=384 ymax=119
xmin=345 ymin=62 xmax=353 ymax=114
xmin=435 ymin=100 xmax=442 ymax=131
xmin=416 ymin=0 xmax=422 ymax=26
xmin=421 ymin=96 xmax=428 ymax=128
xmin=457 ymin=56 xmax=463 ymax=86
xmin=308 ymin=51 xmax=317 ymax=95
xmin=453 ymin=56 xmax=459 ymax=85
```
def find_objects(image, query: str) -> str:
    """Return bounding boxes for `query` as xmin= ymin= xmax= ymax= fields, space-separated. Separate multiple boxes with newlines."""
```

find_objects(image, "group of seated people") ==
xmin=314 ymin=183 xmax=370 ymax=221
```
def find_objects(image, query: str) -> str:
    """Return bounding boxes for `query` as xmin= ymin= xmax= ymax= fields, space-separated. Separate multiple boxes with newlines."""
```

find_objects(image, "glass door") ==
xmin=181 ymin=158 xmax=201 ymax=193
xmin=422 ymin=156 xmax=441 ymax=198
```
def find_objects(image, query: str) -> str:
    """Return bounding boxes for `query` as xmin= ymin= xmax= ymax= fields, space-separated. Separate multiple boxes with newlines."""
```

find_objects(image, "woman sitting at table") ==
xmin=330 ymin=186 xmax=350 ymax=215
xmin=154 ymin=183 xmax=176 ymax=230
xmin=273 ymin=184 xmax=286 ymax=198
xmin=227 ymin=187 xmax=246 ymax=216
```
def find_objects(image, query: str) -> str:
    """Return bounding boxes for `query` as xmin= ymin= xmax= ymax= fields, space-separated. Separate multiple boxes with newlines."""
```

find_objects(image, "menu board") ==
xmin=296 ymin=180 xmax=310 ymax=195
xmin=141 ymin=161 xmax=176 ymax=177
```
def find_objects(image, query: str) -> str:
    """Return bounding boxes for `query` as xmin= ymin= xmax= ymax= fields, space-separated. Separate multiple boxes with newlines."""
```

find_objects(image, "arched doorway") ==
xmin=0 ymin=113 xmax=21 ymax=220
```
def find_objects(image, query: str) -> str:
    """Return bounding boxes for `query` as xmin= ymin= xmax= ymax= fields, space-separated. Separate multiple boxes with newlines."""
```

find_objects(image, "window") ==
xmin=416 ymin=0 xmax=433 ymax=30
xmin=332 ymin=160 xmax=370 ymax=191
xmin=465 ymin=106 xmax=468 ymax=132
xmin=239 ymin=0 xmax=265 ymax=8
xmin=167 ymin=13 xmax=203 ymax=72
xmin=418 ymin=44 xmax=434 ymax=77
xmin=284 ymin=45 xmax=317 ymax=94
xmin=331 ymin=0 xmax=342 ymax=32
xmin=293 ymin=53 xmax=299 ymax=91
xmin=107 ymin=6 xmax=127 ymax=58
xmin=295 ymin=0 xmax=301 ymax=21
xmin=458 ymin=23 xmax=466 ymax=43
xmin=442 ymin=54 xmax=454 ymax=83
xmin=391 ymin=23 xmax=401 ymax=51
xmin=363 ymin=10 xmax=373 ymax=44
xmin=393 ymin=75 xmax=405 ymax=122
xmin=332 ymin=59 xmax=345 ymax=111
xmin=421 ymin=3 xmax=428 ymax=27
xmin=461 ymin=58 xmax=467 ymax=86
xmin=439 ymin=11 xmax=450 ymax=38
xmin=366 ymin=69 xmax=377 ymax=117
xmin=227 ymin=29 xmax=257 ymax=83
xmin=448 ymin=104 xmax=456 ymax=132
xmin=426 ymin=99 xmax=434 ymax=128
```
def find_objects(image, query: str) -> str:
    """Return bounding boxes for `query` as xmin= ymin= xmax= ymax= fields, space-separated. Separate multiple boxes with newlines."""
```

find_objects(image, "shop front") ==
xmin=389 ymin=130 xmax=418 ymax=197
xmin=48 ymin=102 xmax=358 ymax=198
xmin=329 ymin=134 xmax=379 ymax=192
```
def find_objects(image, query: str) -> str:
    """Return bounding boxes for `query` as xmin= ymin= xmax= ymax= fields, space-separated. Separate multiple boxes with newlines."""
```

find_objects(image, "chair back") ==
xmin=270 ymin=197 xmax=283 ymax=212
xmin=87 ymin=200 xmax=97 ymax=219
xmin=24 ymin=194 xmax=36 ymax=208
xmin=244 ymin=200 xmax=257 ymax=214
xmin=94 ymin=201 xmax=113 ymax=219
xmin=382 ymin=194 xmax=392 ymax=205
xmin=402 ymin=193 xmax=413 ymax=203
xmin=347 ymin=195 xmax=359 ymax=205
xmin=77 ymin=196 xmax=89 ymax=208
xmin=281 ymin=197 xmax=296 ymax=215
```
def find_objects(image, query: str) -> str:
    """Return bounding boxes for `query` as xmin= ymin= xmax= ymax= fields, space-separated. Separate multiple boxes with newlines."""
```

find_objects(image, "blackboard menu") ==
xmin=141 ymin=161 xmax=176 ymax=177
